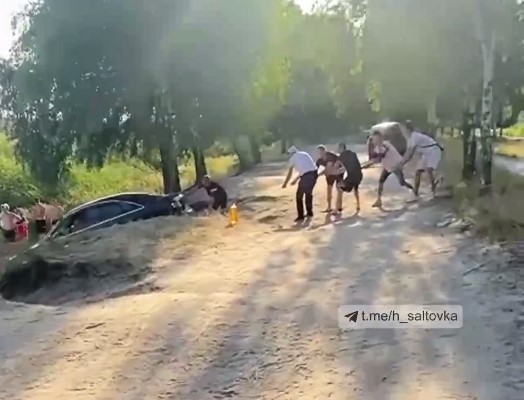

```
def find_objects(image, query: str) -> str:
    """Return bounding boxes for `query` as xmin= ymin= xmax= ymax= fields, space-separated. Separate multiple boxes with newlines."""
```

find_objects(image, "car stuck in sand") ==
xmin=44 ymin=192 xmax=194 ymax=242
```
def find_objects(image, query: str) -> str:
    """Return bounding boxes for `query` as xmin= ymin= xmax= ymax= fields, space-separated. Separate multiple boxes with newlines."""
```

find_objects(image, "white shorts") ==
xmin=417 ymin=147 xmax=441 ymax=170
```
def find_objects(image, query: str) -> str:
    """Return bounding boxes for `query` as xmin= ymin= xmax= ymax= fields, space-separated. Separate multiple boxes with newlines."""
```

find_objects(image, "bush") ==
xmin=504 ymin=123 xmax=524 ymax=138
xmin=0 ymin=136 xmax=43 ymax=206
xmin=442 ymin=138 xmax=524 ymax=240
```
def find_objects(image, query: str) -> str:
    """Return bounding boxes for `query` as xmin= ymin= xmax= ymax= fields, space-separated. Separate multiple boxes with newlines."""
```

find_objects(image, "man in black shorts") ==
xmin=200 ymin=175 xmax=228 ymax=212
xmin=332 ymin=143 xmax=363 ymax=213
xmin=316 ymin=145 xmax=343 ymax=213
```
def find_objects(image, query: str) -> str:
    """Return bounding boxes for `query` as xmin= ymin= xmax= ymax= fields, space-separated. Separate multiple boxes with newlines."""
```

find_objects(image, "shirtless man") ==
xmin=34 ymin=198 xmax=63 ymax=234
xmin=34 ymin=198 xmax=47 ymax=235
xmin=0 ymin=203 xmax=24 ymax=242
xmin=316 ymin=145 xmax=343 ymax=213
xmin=400 ymin=121 xmax=443 ymax=201
xmin=362 ymin=131 xmax=416 ymax=208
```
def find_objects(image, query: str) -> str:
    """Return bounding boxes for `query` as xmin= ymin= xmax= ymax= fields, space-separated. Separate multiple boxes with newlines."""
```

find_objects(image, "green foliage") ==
xmin=0 ymin=136 xmax=42 ymax=206
xmin=0 ymin=0 xmax=523 ymax=200
xmin=0 ymin=134 xmax=235 ymax=208
xmin=504 ymin=123 xmax=524 ymax=137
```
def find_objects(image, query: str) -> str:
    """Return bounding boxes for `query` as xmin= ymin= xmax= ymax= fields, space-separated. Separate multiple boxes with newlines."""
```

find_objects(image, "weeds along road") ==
xmin=0 ymin=145 xmax=522 ymax=400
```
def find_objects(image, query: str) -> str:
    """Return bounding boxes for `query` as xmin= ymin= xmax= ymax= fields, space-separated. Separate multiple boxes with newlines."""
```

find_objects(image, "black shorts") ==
xmin=3 ymin=229 xmax=16 ymax=242
xmin=339 ymin=174 xmax=362 ymax=193
xmin=212 ymin=194 xmax=228 ymax=211
xmin=326 ymin=174 xmax=344 ymax=186
xmin=35 ymin=219 xmax=47 ymax=234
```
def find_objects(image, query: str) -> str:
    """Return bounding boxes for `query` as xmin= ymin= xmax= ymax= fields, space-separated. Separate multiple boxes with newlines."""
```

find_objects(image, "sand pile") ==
xmin=0 ymin=214 xmax=229 ymax=305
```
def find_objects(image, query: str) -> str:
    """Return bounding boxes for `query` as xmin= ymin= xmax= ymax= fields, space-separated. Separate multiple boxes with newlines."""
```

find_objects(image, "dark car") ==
xmin=44 ymin=192 xmax=192 ymax=241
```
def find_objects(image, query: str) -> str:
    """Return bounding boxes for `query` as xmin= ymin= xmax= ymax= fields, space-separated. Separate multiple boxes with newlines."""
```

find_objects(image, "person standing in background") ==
xmin=0 ymin=203 xmax=24 ymax=242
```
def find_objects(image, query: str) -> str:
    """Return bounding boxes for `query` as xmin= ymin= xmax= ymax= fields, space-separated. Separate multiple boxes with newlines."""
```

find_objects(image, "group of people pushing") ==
xmin=0 ymin=122 xmax=442 ymax=240
xmin=282 ymin=121 xmax=443 ymax=222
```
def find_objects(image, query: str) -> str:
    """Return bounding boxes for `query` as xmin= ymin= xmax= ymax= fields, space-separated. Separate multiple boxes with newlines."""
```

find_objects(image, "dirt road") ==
xmin=0 ymin=146 xmax=522 ymax=400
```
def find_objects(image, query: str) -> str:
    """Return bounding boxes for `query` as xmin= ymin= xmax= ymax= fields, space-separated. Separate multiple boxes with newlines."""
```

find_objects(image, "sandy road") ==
xmin=0 ymin=146 xmax=522 ymax=400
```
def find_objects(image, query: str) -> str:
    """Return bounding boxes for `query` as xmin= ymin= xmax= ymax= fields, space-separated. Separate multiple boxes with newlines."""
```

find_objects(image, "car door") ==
xmin=88 ymin=200 xmax=144 ymax=230
xmin=70 ymin=200 xmax=141 ymax=235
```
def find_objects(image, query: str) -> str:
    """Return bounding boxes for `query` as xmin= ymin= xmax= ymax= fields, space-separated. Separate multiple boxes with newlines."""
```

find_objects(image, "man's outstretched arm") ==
xmin=282 ymin=167 xmax=294 ymax=188
xmin=401 ymin=146 xmax=417 ymax=166
xmin=361 ymin=158 xmax=380 ymax=169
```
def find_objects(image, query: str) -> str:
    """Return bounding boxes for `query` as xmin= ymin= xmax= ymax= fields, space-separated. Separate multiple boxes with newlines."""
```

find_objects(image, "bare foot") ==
xmin=372 ymin=199 xmax=382 ymax=208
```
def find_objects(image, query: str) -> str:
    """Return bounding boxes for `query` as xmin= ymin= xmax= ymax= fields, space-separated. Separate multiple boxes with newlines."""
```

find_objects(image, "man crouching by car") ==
xmin=200 ymin=175 xmax=228 ymax=213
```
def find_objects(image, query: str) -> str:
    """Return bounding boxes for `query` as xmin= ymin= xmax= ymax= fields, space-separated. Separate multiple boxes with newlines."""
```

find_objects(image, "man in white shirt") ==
xmin=400 ymin=121 xmax=443 ymax=200
xmin=282 ymin=146 xmax=318 ymax=222
xmin=362 ymin=131 xmax=416 ymax=208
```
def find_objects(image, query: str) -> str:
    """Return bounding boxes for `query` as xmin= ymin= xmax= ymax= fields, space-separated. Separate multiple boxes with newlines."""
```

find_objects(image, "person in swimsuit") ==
xmin=362 ymin=131 xmax=416 ymax=208
xmin=33 ymin=199 xmax=63 ymax=234
xmin=33 ymin=198 xmax=47 ymax=234
xmin=0 ymin=203 xmax=24 ymax=242
xmin=316 ymin=145 xmax=343 ymax=213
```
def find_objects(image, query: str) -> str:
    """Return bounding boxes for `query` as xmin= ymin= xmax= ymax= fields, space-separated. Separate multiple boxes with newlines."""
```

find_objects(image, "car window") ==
xmin=81 ymin=201 xmax=125 ymax=225
xmin=48 ymin=201 xmax=141 ymax=238
xmin=49 ymin=216 xmax=74 ymax=238
xmin=119 ymin=201 xmax=143 ymax=213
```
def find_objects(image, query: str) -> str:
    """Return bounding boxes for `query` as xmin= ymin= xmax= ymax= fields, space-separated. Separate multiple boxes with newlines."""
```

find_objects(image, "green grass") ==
xmin=442 ymin=138 xmax=524 ymax=240
xmin=0 ymin=134 xmax=237 ymax=208
xmin=503 ymin=123 xmax=524 ymax=138
xmin=495 ymin=142 xmax=524 ymax=159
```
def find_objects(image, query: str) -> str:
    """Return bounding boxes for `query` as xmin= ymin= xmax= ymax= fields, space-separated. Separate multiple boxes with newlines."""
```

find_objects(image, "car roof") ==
xmin=65 ymin=192 xmax=160 ymax=216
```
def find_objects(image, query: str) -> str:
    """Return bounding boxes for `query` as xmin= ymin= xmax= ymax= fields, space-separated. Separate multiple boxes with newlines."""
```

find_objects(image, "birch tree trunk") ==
xmin=479 ymin=31 xmax=496 ymax=187
xmin=462 ymin=88 xmax=477 ymax=181
xmin=476 ymin=0 xmax=496 ymax=188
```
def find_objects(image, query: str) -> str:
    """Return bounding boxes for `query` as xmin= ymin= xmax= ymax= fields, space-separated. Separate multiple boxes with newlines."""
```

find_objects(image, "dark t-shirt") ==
xmin=200 ymin=181 xmax=227 ymax=199
xmin=339 ymin=149 xmax=363 ymax=182
xmin=316 ymin=151 xmax=338 ymax=168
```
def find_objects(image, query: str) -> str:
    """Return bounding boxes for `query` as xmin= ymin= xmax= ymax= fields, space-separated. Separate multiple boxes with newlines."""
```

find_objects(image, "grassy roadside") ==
xmin=503 ymin=123 xmax=524 ymax=138
xmin=0 ymin=134 xmax=237 ymax=208
xmin=442 ymin=138 xmax=524 ymax=240
xmin=495 ymin=141 xmax=524 ymax=159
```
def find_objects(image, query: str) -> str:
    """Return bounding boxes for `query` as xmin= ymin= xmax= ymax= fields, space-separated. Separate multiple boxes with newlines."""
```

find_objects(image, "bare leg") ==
xmin=414 ymin=170 xmax=423 ymax=196
xmin=335 ymin=186 xmax=343 ymax=211
xmin=373 ymin=182 xmax=384 ymax=208
xmin=354 ymin=188 xmax=361 ymax=212
xmin=325 ymin=184 xmax=333 ymax=211
xmin=427 ymin=168 xmax=436 ymax=195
